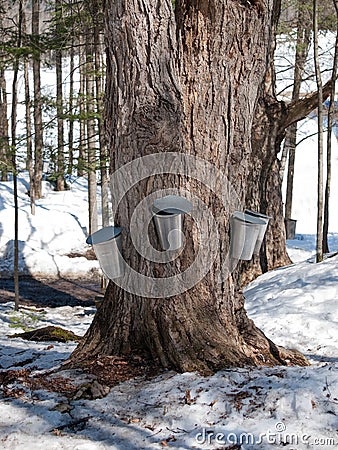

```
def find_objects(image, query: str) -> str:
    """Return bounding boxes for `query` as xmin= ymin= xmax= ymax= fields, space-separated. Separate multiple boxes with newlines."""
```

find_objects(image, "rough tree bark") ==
xmin=71 ymin=0 xmax=309 ymax=373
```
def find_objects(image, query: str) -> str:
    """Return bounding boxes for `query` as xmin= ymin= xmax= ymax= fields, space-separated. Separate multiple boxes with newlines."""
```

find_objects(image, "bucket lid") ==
xmin=232 ymin=211 xmax=266 ymax=225
xmin=152 ymin=195 xmax=192 ymax=215
xmin=244 ymin=209 xmax=272 ymax=220
xmin=86 ymin=226 xmax=122 ymax=245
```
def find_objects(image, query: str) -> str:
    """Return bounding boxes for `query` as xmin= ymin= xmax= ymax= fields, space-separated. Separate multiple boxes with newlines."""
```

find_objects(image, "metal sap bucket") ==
xmin=245 ymin=209 xmax=271 ymax=255
xmin=86 ymin=226 xmax=125 ymax=279
xmin=285 ymin=218 xmax=297 ymax=240
xmin=152 ymin=195 xmax=192 ymax=251
xmin=230 ymin=212 xmax=266 ymax=260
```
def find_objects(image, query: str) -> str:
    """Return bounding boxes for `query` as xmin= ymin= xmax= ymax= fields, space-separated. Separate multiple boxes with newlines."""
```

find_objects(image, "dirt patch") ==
xmin=0 ymin=276 xmax=102 ymax=307
xmin=0 ymin=355 xmax=162 ymax=399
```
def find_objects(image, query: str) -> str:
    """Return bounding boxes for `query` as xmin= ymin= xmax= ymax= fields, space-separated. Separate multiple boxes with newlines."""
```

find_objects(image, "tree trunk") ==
xmin=280 ymin=0 xmax=311 ymax=184
xmin=86 ymin=30 xmax=98 ymax=235
xmin=23 ymin=8 xmax=35 ymax=216
xmin=313 ymin=0 xmax=324 ymax=263
xmin=0 ymin=62 xmax=9 ymax=182
xmin=32 ymin=0 xmax=43 ymax=199
xmin=284 ymin=124 xmax=297 ymax=221
xmin=323 ymin=1 xmax=338 ymax=254
xmin=71 ymin=0 xmax=308 ymax=373
xmin=67 ymin=41 xmax=75 ymax=175
xmin=284 ymin=1 xmax=311 ymax=229
xmin=94 ymin=22 xmax=110 ymax=228
xmin=24 ymin=58 xmax=35 ymax=215
xmin=55 ymin=20 xmax=65 ymax=192
xmin=0 ymin=5 xmax=9 ymax=182
xmin=11 ymin=0 xmax=24 ymax=311
xmin=78 ymin=35 xmax=86 ymax=177
xmin=55 ymin=0 xmax=65 ymax=191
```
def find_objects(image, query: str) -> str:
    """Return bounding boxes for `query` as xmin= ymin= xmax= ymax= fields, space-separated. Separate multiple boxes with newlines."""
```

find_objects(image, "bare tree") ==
xmin=313 ymin=0 xmax=324 ymax=263
xmin=32 ymin=0 xmax=43 ymax=199
xmin=85 ymin=28 xmax=98 ymax=235
xmin=11 ymin=0 xmax=24 ymax=311
xmin=77 ymin=34 xmax=86 ymax=177
xmin=323 ymin=0 xmax=338 ymax=253
xmin=67 ymin=40 xmax=75 ymax=174
xmin=283 ymin=0 xmax=311 ymax=232
xmin=0 ymin=1 xmax=9 ymax=181
xmin=23 ymin=6 xmax=35 ymax=215
xmin=93 ymin=16 xmax=109 ymax=228
xmin=0 ymin=62 xmax=9 ymax=181
xmin=55 ymin=0 xmax=65 ymax=191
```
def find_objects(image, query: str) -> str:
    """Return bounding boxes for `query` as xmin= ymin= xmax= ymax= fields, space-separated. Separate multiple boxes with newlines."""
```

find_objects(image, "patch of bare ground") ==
xmin=0 ymin=355 xmax=162 ymax=400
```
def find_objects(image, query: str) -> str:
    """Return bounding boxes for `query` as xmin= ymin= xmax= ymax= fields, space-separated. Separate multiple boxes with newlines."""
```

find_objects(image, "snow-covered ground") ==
xmin=0 ymin=174 xmax=100 ymax=278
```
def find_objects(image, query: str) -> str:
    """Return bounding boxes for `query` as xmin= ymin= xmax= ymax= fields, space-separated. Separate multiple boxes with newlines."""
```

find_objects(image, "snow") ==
xmin=0 ymin=173 xmax=100 ymax=278
xmin=1 ymin=272 xmax=338 ymax=449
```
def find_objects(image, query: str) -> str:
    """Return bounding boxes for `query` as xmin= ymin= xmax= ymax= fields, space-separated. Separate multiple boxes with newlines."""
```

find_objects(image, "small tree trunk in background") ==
xmin=283 ymin=1 xmax=311 ymax=227
xmin=24 ymin=58 xmax=35 ymax=215
xmin=0 ymin=2 xmax=7 ymax=181
xmin=0 ymin=63 xmax=9 ymax=181
xmin=94 ymin=24 xmax=109 ymax=227
xmin=56 ymin=42 xmax=65 ymax=190
xmin=323 ymin=1 xmax=338 ymax=254
xmin=78 ymin=35 xmax=85 ymax=177
xmin=0 ymin=3 xmax=9 ymax=182
xmin=32 ymin=0 xmax=43 ymax=199
xmin=86 ymin=31 xmax=98 ymax=235
xmin=24 ymin=61 xmax=33 ymax=171
xmin=284 ymin=124 xmax=297 ymax=221
xmin=280 ymin=0 xmax=311 ymax=184
xmin=67 ymin=41 xmax=75 ymax=175
xmin=11 ymin=0 xmax=24 ymax=311
xmin=23 ymin=8 xmax=35 ymax=215
xmin=313 ymin=0 xmax=324 ymax=263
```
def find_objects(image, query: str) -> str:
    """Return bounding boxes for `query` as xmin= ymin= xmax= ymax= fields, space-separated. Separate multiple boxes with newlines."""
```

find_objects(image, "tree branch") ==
xmin=282 ymin=78 xmax=333 ymax=130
